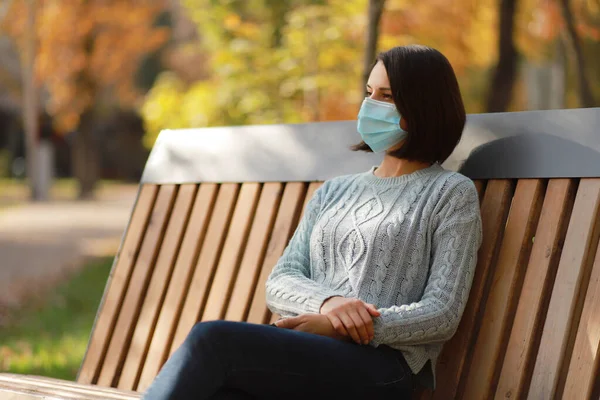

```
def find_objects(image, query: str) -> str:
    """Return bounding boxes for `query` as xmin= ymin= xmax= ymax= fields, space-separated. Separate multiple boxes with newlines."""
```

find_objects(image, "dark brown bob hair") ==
xmin=353 ymin=45 xmax=466 ymax=164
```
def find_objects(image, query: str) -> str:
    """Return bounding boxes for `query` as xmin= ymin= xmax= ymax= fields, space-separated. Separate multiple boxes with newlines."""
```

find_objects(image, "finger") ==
xmin=365 ymin=303 xmax=381 ymax=317
xmin=349 ymin=310 xmax=370 ymax=344
xmin=339 ymin=313 xmax=361 ymax=344
xmin=327 ymin=314 xmax=349 ymax=337
xmin=358 ymin=306 xmax=374 ymax=340
xmin=275 ymin=316 xmax=300 ymax=329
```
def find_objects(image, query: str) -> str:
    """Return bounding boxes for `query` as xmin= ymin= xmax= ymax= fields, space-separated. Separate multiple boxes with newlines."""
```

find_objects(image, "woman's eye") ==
xmin=383 ymin=94 xmax=392 ymax=99
xmin=365 ymin=91 xmax=372 ymax=97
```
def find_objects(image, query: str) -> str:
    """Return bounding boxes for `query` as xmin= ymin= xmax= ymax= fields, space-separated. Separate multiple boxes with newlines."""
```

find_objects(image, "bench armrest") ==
xmin=0 ymin=373 xmax=141 ymax=400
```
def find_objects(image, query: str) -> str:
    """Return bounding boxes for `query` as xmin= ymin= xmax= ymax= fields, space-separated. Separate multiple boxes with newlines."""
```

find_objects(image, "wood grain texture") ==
xmin=117 ymin=185 xmax=197 ymax=390
xmin=495 ymin=179 xmax=574 ymax=399
xmin=169 ymin=184 xmax=240 ymax=355
xmin=474 ymin=180 xmax=487 ymax=203
xmin=462 ymin=179 xmax=544 ymax=400
xmin=562 ymin=226 xmax=600 ymax=399
xmin=225 ymin=183 xmax=283 ymax=322
xmin=0 ymin=374 xmax=140 ymax=399
xmin=136 ymin=184 xmax=218 ymax=392
xmin=201 ymin=183 xmax=261 ymax=321
xmin=78 ymin=185 xmax=158 ymax=385
xmin=529 ymin=179 xmax=600 ymax=399
xmin=96 ymin=185 xmax=177 ymax=387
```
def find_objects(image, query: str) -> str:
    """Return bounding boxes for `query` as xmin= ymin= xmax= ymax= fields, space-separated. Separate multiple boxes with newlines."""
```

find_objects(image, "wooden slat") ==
xmin=96 ymin=185 xmax=177 ymax=387
xmin=0 ymin=382 xmax=128 ymax=400
xmin=168 ymin=184 xmax=240 ymax=355
xmin=136 ymin=184 xmax=218 ymax=392
xmin=495 ymin=179 xmax=574 ymax=399
xmin=529 ymin=179 xmax=600 ymax=399
xmin=474 ymin=179 xmax=487 ymax=203
xmin=117 ymin=185 xmax=197 ymax=390
xmin=0 ymin=388 xmax=45 ymax=400
xmin=433 ymin=180 xmax=513 ymax=399
xmin=225 ymin=183 xmax=283 ymax=322
xmin=78 ymin=185 xmax=158 ymax=385
xmin=0 ymin=374 xmax=140 ymax=400
xmin=562 ymin=230 xmax=600 ymax=399
xmin=201 ymin=183 xmax=261 ymax=321
xmin=246 ymin=182 xmax=307 ymax=324
xmin=462 ymin=179 xmax=544 ymax=400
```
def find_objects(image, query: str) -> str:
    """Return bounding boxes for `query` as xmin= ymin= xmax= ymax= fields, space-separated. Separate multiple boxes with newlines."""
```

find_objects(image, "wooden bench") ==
xmin=1 ymin=108 xmax=600 ymax=399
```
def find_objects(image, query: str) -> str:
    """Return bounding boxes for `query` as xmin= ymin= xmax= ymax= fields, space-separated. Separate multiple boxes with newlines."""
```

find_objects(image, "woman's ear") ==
xmin=400 ymin=117 xmax=408 ymax=131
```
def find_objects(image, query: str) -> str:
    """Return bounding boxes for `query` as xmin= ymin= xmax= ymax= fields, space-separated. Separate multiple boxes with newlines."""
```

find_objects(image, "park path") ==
xmin=0 ymin=187 xmax=138 ymax=318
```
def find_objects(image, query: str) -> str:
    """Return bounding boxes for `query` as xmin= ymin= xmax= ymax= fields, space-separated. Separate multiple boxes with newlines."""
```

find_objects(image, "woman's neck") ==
xmin=374 ymin=154 xmax=432 ymax=178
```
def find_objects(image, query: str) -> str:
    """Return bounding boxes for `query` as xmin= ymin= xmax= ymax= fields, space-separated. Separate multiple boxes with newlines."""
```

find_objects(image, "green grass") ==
xmin=0 ymin=257 xmax=113 ymax=380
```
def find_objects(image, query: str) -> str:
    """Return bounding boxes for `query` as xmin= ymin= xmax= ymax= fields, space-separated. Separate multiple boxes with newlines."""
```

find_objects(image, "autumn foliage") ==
xmin=3 ymin=0 xmax=169 ymax=133
xmin=1 ymin=0 xmax=599 ymax=146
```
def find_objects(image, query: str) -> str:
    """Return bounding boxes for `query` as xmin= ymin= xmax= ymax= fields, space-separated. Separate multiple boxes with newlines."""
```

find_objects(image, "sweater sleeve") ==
xmin=266 ymin=182 xmax=348 ymax=316
xmin=370 ymin=179 xmax=482 ymax=347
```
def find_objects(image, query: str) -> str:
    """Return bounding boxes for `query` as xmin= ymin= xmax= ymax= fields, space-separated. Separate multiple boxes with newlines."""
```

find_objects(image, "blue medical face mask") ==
xmin=357 ymin=98 xmax=407 ymax=153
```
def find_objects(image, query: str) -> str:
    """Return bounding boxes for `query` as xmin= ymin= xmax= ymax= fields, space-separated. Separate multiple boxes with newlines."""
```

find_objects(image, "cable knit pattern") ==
xmin=265 ymin=164 xmax=482 ymax=387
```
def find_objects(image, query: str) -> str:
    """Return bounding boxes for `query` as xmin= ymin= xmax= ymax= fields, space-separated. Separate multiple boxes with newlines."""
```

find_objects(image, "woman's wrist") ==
xmin=319 ymin=295 xmax=343 ymax=314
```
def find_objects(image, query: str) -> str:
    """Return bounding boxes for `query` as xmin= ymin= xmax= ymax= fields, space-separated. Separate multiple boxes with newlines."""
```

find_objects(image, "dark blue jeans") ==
xmin=143 ymin=320 xmax=413 ymax=400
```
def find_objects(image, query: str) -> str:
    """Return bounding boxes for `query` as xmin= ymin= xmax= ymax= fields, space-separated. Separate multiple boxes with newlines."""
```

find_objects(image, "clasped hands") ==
xmin=274 ymin=296 xmax=380 ymax=345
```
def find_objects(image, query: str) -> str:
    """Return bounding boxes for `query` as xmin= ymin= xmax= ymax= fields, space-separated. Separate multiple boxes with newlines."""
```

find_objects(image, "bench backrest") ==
xmin=78 ymin=108 xmax=600 ymax=400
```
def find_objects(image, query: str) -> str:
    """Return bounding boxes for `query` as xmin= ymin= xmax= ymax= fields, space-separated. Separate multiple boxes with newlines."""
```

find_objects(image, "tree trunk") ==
xmin=486 ymin=0 xmax=519 ymax=112
xmin=72 ymin=6 xmax=100 ymax=200
xmin=559 ymin=0 xmax=596 ymax=107
xmin=22 ymin=0 xmax=47 ymax=200
xmin=267 ymin=0 xmax=288 ymax=48
xmin=362 ymin=0 xmax=386 ymax=91
xmin=72 ymin=108 xmax=98 ymax=199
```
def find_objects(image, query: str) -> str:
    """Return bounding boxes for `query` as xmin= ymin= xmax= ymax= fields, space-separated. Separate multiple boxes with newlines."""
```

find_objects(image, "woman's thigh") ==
xmin=196 ymin=320 xmax=412 ymax=400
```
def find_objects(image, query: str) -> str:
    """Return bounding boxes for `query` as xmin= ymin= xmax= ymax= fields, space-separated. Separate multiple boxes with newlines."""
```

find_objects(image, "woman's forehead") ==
xmin=367 ymin=62 xmax=390 ymax=88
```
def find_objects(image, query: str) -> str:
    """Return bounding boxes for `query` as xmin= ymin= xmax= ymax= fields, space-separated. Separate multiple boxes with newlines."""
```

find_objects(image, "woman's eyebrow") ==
xmin=366 ymin=84 xmax=392 ymax=91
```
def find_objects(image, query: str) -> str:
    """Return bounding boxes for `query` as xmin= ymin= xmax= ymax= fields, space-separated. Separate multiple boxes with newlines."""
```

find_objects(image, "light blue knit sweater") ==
xmin=265 ymin=164 xmax=482 ymax=383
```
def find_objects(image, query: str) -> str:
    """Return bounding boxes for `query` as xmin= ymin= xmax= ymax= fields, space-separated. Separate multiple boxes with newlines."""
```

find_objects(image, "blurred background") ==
xmin=0 ymin=0 xmax=598 ymax=382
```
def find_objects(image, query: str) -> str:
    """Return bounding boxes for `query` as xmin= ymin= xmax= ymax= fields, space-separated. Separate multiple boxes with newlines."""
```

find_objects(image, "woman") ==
xmin=143 ymin=45 xmax=482 ymax=400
